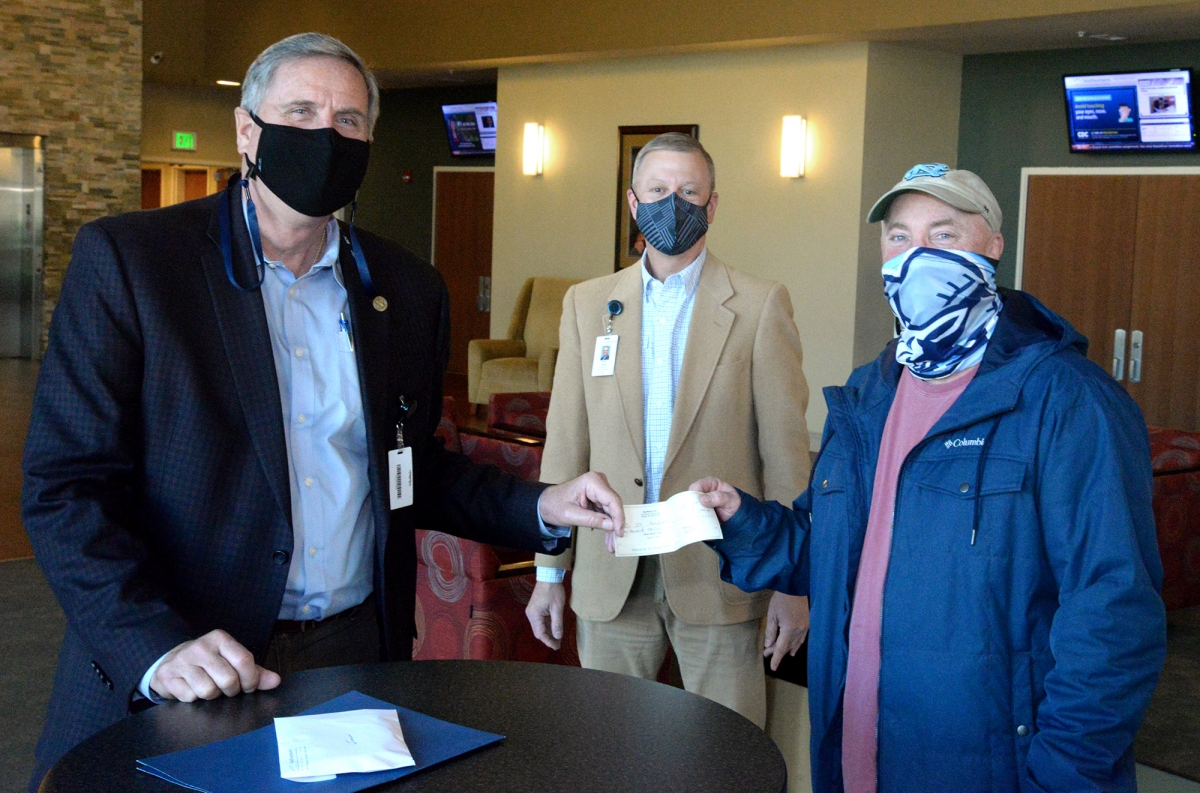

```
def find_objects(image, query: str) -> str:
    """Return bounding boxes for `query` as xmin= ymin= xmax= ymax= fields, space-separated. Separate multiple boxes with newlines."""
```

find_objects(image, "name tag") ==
xmin=592 ymin=335 xmax=618 ymax=377
xmin=387 ymin=447 xmax=413 ymax=510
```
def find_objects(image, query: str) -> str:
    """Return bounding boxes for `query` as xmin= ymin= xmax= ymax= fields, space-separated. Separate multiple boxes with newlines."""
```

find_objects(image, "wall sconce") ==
xmin=780 ymin=115 xmax=806 ymax=178
xmin=523 ymin=122 xmax=544 ymax=176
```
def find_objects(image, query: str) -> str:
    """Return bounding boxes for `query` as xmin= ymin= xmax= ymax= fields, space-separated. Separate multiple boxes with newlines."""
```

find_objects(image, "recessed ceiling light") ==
xmin=216 ymin=80 xmax=241 ymax=87
xmin=1088 ymin=33 xmax=1128 ymax=41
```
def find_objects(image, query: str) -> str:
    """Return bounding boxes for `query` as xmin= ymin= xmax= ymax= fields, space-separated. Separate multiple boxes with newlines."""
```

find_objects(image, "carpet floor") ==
xmin=0 ymin=557 xmax=1196 ymax=791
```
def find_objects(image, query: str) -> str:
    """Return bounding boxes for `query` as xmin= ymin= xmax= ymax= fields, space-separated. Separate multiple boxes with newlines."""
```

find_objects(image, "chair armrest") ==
xmin=468 ymin=339 xmax=527 ymax=403
xmin=537 ymin=347 xmax=559 ymax=392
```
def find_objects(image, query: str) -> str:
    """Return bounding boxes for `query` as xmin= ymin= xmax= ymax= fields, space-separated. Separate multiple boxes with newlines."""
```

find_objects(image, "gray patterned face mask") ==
xmin=634 ymin=193 xmax=709 ymax=256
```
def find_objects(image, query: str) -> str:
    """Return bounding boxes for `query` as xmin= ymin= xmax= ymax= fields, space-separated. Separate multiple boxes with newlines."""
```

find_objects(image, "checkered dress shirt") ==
xmin=640 ymin=249 xmax=706 ymax=504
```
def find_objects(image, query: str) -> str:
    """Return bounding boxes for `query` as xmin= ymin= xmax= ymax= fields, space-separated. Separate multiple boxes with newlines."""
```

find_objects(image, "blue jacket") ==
xmin=713 ymin=290 xmax=1165 ymax=793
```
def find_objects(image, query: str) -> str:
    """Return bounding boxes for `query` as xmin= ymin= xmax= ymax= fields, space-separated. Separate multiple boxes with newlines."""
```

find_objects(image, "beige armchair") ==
xmin=468 ymin=277 xmax=579 ymax=405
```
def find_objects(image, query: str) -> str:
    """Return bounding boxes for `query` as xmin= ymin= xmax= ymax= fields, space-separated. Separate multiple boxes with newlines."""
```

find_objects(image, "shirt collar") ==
xmin=640 ymin=247 xmax=706 ymax=298
xmin=241 ymin=193 xmax=340 ymax=276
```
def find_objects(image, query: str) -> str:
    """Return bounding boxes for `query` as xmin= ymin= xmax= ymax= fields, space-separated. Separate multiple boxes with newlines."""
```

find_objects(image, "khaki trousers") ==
xmin=577 ymin=555 xmax=766 ymax=727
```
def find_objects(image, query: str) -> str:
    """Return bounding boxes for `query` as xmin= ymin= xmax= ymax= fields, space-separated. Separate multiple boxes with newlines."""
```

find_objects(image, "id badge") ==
xmin=387 ymin=447 xmax=413 ymax=510
xmin=592 ymin=335 xmax=618 ymax=377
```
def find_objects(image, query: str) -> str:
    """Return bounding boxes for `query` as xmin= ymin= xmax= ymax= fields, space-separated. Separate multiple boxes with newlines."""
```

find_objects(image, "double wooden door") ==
xmin=1021 ymin=173 xmax=1200 ymax=431
xmin=432 ymin=168 xmax=494 ymax=379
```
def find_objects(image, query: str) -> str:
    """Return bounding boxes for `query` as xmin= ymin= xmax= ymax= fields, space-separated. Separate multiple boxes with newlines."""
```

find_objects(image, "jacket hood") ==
xmin=833 ymin=289 xmax=1089 ymax=426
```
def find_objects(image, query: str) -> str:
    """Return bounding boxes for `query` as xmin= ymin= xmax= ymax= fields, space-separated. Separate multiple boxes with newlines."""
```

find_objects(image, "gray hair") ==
xmin=241 ymin=33 xmax=380 ymax=132
xmin=631 ymin=133 xmax=715 ymax=192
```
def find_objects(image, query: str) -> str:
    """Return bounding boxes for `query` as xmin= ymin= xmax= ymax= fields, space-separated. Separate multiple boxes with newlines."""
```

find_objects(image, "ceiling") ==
xmin=142 ymin=0 xmax=1200 ymax=90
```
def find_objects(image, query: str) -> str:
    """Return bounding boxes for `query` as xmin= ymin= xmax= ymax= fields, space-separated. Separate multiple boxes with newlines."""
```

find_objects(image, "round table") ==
xmin=42 ymin=660 xmax=787 ymax=792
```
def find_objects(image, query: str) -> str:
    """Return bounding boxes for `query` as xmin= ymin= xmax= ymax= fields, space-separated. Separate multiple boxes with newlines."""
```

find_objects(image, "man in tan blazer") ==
xmin=525 ymin=133 xmax=811 ymax=726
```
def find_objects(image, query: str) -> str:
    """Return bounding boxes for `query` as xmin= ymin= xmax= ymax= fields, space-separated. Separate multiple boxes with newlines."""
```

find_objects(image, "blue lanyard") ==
xmin=218 ymin=179 xmax=376 ymax=299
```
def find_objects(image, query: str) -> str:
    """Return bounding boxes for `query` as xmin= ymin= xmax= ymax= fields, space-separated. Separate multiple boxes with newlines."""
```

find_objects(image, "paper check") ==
xmin=613 ymin=490 xmax=723 ymax=557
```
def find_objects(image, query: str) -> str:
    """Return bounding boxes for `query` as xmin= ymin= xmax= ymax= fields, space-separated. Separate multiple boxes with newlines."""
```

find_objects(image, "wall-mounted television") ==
xmin=1063 ymin=69 xmax=1194 ymax=152
xmin=441 ymin=102 xmax=497 ymax=156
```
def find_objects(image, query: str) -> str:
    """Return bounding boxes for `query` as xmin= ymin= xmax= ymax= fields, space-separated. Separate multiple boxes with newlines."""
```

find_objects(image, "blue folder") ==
xmin=137 ymin=690 xmax=504 ymax=792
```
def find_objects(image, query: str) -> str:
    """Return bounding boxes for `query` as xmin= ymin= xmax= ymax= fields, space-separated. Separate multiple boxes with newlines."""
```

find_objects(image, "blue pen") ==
xmin=339 ymin=311 xmax=355 ymax=351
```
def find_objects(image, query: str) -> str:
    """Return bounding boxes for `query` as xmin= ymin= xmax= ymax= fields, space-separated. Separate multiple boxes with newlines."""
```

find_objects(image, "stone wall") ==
xmin=0 ymin=0 xmax=142 ymax=346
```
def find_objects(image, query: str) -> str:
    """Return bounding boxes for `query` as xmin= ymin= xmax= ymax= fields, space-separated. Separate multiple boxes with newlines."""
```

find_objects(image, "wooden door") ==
xmin=1021 ymin=175 xmax=1139 ymax=374
xmin=1127 ymin=176 xmax=1200 ymax=430
xmin=433 ymin=170 xmax=494 ymax=378
xmin=141 ymin=169 xmax=162 ymax=209
xmin=183 ymin=169 xmax=209 ymax=202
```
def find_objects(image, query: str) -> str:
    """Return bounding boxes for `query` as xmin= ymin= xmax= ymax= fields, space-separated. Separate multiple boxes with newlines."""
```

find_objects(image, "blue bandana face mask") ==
xmin=881 ymin=247 xmax=1003 ymax=379
xmin=634 ymin=193 xmax=710 ymax=256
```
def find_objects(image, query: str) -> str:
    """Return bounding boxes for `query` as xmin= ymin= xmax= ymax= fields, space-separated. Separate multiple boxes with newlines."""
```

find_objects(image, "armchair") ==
xmin=468 ymin=277 xmax=578 ymax=405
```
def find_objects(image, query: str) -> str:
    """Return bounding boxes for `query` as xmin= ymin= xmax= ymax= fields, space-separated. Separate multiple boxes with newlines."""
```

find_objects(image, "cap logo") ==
xmin=904 ymin=163 xmax=949 ymax=181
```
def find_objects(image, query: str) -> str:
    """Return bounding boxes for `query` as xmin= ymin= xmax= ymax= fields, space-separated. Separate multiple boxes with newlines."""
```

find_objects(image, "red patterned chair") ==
xmin=1148 ymin=426 xmax=1200 ymax=611
xmin=487 ymin=391 xmax=552 ymax=438
xmin=414 ymin=397 xmax=580 ymax=665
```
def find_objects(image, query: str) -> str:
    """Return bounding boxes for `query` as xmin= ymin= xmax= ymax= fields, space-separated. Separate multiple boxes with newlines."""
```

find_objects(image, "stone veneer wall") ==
xmin=0 ymin=0 xmax=142 ymax=345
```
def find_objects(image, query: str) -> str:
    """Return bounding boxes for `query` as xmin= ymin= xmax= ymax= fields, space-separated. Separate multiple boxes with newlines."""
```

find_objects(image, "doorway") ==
xmin=432 ymin=167 xmax=494 ymax=404
xmin=1016 ymin=167 xmax=1200 ymax=431
xmin=140 ymin=163 xmax=239 ymax=209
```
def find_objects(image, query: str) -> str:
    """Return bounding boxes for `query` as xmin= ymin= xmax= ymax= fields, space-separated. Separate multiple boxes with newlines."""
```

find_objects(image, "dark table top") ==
xmin=42 ymin=660 xmax=787 ymax=792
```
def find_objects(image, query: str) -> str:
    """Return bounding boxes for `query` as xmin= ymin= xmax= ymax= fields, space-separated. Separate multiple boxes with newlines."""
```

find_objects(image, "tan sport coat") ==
xmin=535 ymin=253 xmax=811 ymax=625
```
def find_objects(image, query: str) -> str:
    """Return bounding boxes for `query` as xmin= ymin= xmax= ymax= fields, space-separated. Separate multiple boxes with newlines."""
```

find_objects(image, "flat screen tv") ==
xmin=441 ymin=102 xmax=497 ymax=156
xmin=1063 ymin=68 xmax=1195 ymax=152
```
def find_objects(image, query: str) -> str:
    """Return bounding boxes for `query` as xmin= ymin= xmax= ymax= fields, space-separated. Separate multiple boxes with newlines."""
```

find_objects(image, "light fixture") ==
xmin=523 ymin=122 xmax=544 ymax=176
xmin=216 ymin=80 xmax=241 ymax=87
xmin=780 ymin=115 xmax=806 ymax=178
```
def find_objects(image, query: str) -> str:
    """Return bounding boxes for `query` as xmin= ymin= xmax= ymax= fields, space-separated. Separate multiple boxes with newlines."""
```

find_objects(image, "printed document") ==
xmin=613 ymin=490 xmax=723 ymax=557
xmin=275 ymin=708 xmax=415 ymax=782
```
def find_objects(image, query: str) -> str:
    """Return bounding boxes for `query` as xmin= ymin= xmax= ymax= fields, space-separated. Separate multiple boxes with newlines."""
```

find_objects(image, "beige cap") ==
xmin=867 ymin=164 xmax=1002 ymax=232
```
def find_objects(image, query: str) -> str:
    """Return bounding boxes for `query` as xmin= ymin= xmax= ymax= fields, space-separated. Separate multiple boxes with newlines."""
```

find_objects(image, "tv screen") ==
xmin=1064 ymin=69 xmax=1195 ymax=152
xmin=441 ymin=102 xmax=497 ymax=156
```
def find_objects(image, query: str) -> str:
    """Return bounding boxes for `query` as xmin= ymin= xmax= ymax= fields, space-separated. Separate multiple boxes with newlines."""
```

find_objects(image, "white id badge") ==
xmin=592 ymin=335 xmax=618 ymax=377
xmin=388 ymin=447 xmax=413 ymax=510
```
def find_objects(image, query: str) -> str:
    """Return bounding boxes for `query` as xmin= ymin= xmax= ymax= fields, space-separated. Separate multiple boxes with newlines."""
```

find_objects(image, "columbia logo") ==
xmin=945 ymin=438 xmax=986 ymax=449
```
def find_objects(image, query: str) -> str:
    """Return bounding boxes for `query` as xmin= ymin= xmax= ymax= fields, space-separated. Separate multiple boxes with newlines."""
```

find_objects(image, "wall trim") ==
xmin=430 ymin=165 xmax=495 ymax=268
xmin=1015 ymin=165 xmax=1200 ymax=289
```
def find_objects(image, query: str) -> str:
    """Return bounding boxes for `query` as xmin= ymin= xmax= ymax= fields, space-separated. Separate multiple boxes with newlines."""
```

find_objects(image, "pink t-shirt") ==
xmin=841 ymin=365 xmax=977 ymax=793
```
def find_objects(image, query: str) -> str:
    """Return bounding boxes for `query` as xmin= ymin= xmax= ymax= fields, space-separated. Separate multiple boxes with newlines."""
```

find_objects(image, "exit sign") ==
xmin=172 ymin=131 xmax=197 ymax=151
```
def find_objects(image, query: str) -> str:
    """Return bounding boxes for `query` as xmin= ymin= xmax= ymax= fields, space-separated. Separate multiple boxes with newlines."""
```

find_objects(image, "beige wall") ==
xmin=142 ymin=83 xmax=241 ymax=166
xmin=853 ymin=44 xmax=963 ymax=366
xmin=491 ymin=45 xmax=872 ymax=438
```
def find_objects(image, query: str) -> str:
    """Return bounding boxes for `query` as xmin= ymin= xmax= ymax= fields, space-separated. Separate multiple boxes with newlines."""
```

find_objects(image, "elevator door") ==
xmin=0 ymin=139 xmax=43 ymax=359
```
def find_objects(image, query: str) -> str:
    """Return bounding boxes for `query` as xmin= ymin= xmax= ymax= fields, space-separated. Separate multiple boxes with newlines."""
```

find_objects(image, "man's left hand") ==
xmin=539 ymin=472 xmax=625 ymax=544
xmin=764 ymin=592 xmax=809 ymax=671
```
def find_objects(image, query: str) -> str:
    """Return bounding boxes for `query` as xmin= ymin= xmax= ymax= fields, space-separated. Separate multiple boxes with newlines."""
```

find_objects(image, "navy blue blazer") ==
xmin=22 ymin=180 xmax=565 ymax=786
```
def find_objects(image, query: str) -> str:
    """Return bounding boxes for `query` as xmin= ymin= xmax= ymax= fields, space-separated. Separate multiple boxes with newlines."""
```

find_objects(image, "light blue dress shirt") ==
xmin=537 ymin=249 xmax=706 ymax=584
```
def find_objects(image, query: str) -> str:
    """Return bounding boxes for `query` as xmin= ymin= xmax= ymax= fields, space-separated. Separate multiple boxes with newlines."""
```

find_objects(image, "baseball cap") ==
xmin=867 ymin=164 xmax=1002 ymax=232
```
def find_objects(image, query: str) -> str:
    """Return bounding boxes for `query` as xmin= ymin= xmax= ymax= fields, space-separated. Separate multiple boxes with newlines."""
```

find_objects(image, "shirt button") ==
xmin=304 ymin=477 xmax=314 ymax=487
xmin=297 ymin=414 xmax=307 ymax=424
xmin=295 ymin=347 xmax=306 ymax=358
xmin=309 ymin=547 xmax=317 ymax=557
xmin=959 ymin=483 xmax=971 ymax=493
xmin=822 ymin=479 xmax=829 ymax=488
xmin=288 ymin=288 xmax=297 ymax=299
xmin=658 ymin=318 xmax=667 ymax=325
xmin=302 ymin=605 xmax=311 ymax=614
xmin=1017 ymin=725 xmax=1029 ymax=737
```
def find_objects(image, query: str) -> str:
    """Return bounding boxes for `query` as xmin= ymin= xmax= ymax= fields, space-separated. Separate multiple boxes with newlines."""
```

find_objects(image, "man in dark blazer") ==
xmin=22 ymin=33 xmax=622 ymax=787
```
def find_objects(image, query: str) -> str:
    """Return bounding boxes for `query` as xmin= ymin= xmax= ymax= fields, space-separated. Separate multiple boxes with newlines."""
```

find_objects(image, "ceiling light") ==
xmin=1087 ymin=33 xmax=1128 ymax=41
xmin=216 ymin=80 xmax=241 ymax=87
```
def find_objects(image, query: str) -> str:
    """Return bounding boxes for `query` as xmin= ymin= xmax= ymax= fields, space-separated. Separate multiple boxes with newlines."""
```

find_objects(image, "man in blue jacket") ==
xmin=693 ymin=165 xmax=1165 ymax=793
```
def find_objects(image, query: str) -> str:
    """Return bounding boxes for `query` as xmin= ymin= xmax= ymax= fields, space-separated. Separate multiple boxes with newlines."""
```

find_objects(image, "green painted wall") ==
xmin=355 ymin=84 xmax=496 ymax=260
xmin=958 ymin=40 xmax=1200 ymax=287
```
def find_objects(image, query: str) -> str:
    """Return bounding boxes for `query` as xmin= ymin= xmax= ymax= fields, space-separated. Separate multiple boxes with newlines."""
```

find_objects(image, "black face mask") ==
xmin=247 ymin=112 xmax=370 ymax=217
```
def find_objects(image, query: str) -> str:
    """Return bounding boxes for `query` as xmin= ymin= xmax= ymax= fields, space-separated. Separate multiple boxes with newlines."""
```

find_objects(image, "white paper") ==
xmin=613 ymin=490 xmax=723 ymax=557
xmin=591 ymin=335 xmax=618 ymax=377
xmin=388 ymin=447 xmax=413 ymax=510
xmin=275 ymin=708 xmax=415 ymax=782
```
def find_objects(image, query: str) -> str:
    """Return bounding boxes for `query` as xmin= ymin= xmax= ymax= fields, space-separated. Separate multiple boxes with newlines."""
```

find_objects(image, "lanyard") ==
xmin=218 ymin=179 xmax=377 ymax=299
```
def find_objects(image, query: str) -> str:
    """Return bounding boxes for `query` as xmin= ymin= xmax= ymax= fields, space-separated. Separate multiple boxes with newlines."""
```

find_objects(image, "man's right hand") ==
xmin=525 ymin=582 xmax=567 ymax=650
xmin=150 ymin=629 xmax=281 ymax=702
